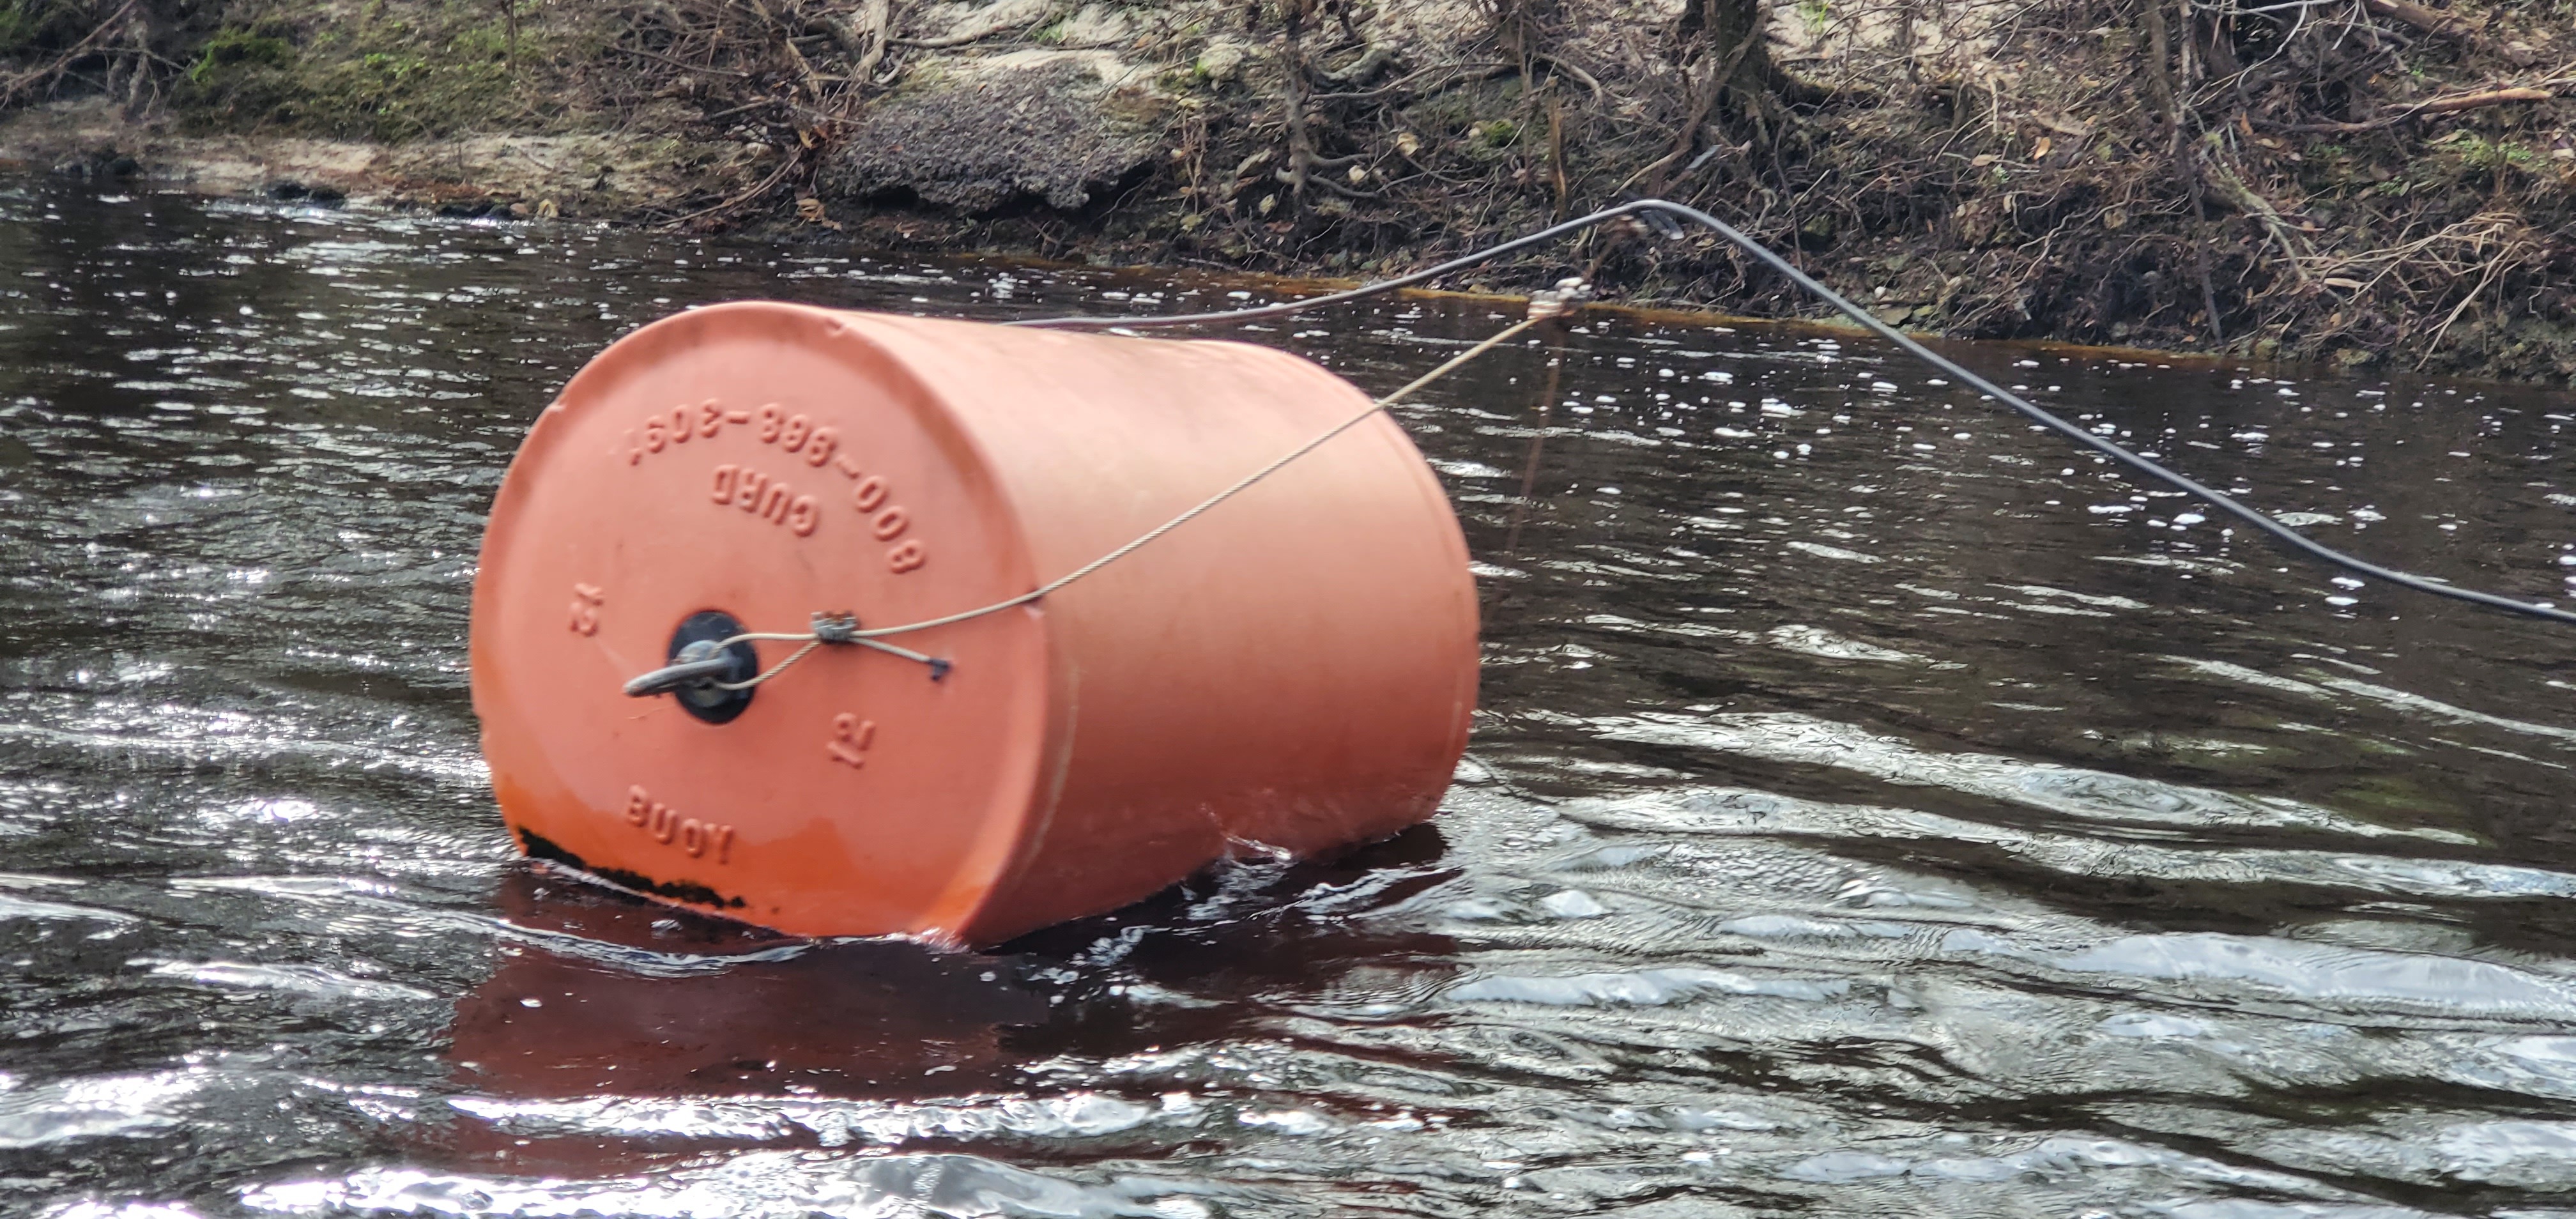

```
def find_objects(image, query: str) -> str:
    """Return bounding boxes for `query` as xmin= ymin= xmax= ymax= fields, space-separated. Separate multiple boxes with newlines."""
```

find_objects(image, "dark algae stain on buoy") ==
xmin=8 ymin=180 xmax=2576 ymax=1216
xmin=512 ymin=826 xmax=747 ymax=910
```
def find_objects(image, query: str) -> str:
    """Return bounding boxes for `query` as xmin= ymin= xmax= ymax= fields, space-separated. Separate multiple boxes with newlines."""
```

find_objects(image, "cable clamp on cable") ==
xmin=811 ymin=612 xmax=861 ymax=644
xmin=813 ymin=611 xmax=952 ymax=680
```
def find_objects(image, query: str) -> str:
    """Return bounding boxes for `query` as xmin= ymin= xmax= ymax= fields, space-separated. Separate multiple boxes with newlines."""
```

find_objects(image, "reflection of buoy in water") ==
xmin=470 ymin=303 xmax=1478 ymax=946
xmin=438 ymin=872 xmax=1047 ymax=1176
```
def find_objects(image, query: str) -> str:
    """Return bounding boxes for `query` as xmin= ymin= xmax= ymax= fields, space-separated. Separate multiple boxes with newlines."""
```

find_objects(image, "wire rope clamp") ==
xmin=811 ymin=611 xmax=861 ymax=644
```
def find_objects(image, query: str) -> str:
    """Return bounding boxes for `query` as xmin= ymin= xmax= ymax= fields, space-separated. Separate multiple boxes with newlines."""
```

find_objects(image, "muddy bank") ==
xmin=2 ymin=0 xmax=2569 ymax=385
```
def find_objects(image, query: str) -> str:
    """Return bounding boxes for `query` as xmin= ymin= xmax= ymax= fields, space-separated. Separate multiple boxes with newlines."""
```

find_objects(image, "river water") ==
xmin=4 ymin=178 xmax=2575 ymax=1218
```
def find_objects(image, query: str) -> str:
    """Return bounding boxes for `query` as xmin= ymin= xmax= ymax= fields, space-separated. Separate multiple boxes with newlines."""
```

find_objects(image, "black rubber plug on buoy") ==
xmin=659 ymin=610 xmax=759 ymax=724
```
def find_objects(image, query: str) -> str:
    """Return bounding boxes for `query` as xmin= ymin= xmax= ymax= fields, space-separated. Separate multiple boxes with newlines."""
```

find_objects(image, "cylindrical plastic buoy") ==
xmin=470 ymin=302 xmax=1477 ymax=946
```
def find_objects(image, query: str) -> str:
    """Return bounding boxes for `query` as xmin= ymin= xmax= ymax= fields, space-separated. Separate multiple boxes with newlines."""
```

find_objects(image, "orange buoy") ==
xmin=469 ymin=302 xmax=1478 ymax=947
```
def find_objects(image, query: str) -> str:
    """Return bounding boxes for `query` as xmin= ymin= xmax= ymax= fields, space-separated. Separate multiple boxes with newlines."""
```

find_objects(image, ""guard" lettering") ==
xmin=710 ymin=464 xmax=820 ymax=537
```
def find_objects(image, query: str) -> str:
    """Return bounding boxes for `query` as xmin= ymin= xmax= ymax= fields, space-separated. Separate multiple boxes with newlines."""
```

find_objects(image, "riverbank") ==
xmin=3 ymin=0 xmax=2568 ymax=385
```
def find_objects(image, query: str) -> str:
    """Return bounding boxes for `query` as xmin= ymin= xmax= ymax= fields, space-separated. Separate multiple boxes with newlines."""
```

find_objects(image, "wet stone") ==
xmin=818 ymin=56 xmax=1171 ymax=212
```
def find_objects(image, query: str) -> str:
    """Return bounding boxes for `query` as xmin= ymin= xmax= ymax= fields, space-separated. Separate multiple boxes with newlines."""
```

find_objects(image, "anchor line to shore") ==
xmin=1016 ymin=198 xmax=2576 ymax=629
xmin=629 ymin=198 xmax=2571 ymax=703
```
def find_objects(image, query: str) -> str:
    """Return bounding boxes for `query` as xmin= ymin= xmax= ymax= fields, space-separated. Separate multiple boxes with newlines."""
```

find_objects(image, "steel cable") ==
xmin=1015 ymin=198 xmax=2576 ymax=625
xmin=627 ymin=197 xmax=2569 ymax=702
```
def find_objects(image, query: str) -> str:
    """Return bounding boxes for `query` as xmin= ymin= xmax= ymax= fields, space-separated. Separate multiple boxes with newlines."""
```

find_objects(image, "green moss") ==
xmin=0 ymin=1 xmax=95 ymax=57
xmin=171 ymin=2 xmax=556 ymax=142
xmin=2437 ymin=131 xmax=2543 ymax=176
xmin=185 ymin=27 xmax=293 ymax=85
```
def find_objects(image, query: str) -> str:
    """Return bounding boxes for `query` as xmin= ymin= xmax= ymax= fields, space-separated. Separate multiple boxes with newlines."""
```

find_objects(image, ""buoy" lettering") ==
xmin=625 ymin=785 xmax=735 ymax=864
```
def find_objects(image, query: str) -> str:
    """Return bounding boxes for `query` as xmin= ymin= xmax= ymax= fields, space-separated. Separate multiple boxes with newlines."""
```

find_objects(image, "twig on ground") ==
xmin=0 ymin=0 xmax=140 ymax=106
xmin=609 ymin=43 xmax=753 ymax=77
xmin=660 ymin=150 xmax=804 ymax=229
xmin=2359 ymin=0 xmax=2487 ymax=48
xmin=2266 ymin=85 xmax=2553 ymax=132
xmin=2202 ymin=154 xmax=2315 ymax=287
xmin=1307 ymin=61 xmax=1512 ymax=103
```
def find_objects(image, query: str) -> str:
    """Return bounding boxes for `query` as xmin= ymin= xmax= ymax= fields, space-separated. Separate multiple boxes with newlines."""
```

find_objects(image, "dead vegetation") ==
xmin=2 ymin=0 xmax=2572 ymax=381
xmin=1134 ymin=0 xmax=2575 ymax=378
xmin=1779 ymin=0 xmax=2576 ymax=376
